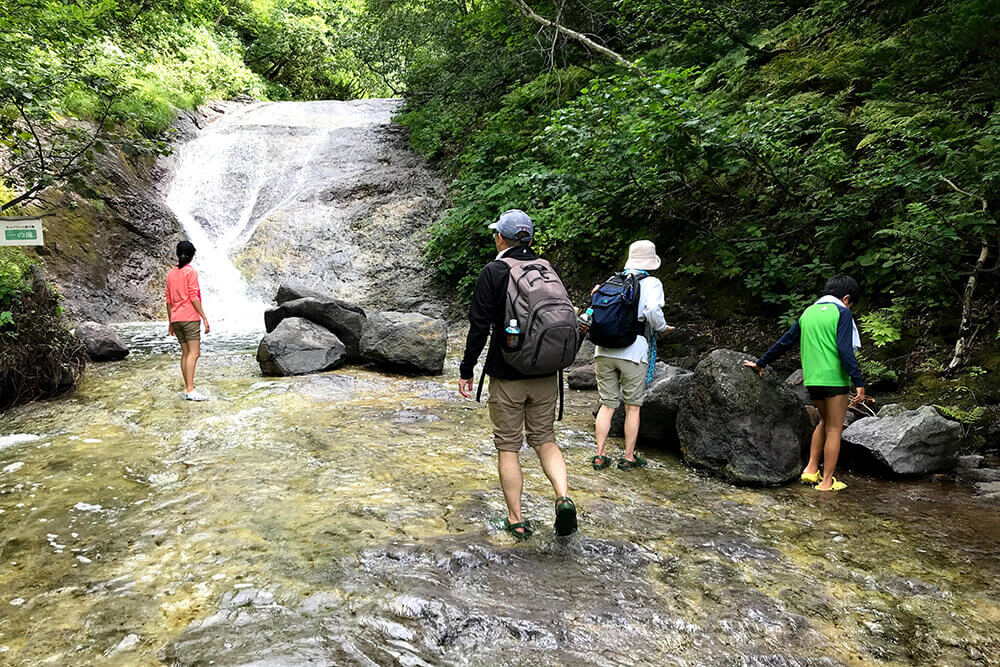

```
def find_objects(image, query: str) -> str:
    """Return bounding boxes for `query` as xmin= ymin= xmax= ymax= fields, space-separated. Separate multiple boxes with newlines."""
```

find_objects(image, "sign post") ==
xmin=0 ymin=218 xmax=44 ymax=247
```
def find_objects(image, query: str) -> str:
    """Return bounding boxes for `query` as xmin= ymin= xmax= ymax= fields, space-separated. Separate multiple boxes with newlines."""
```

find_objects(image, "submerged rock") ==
xmin=256 ymin=317 xmax=347 ymax=376
xmin=841 ymin=406 xmax=962 ymax=475
xmin=360 ymin=311 xmax=447 ymax=375
xmin=608 ymin=364 xmax=694 ymax=448
xmin=676 ymin=349 xmax=811 ymax=486
xmin=265 ymin=296 xmax=367 ymax=357
xmin=75 ymin=322 xmax=129 ymax=362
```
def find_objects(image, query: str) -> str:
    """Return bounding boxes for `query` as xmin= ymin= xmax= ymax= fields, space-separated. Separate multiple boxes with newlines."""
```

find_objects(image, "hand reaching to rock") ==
xmin=742 ymin=360 xmax=764 ymax=377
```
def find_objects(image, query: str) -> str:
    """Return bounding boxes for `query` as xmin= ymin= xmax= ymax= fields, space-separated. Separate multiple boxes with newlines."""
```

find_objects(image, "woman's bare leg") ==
xmin=818 ymin=394 xmax=850 ymax=489
xmin=179 ymin=341 xmax=192 ymax=393
xmin=183 ymin=339 xmax=201 ymax=393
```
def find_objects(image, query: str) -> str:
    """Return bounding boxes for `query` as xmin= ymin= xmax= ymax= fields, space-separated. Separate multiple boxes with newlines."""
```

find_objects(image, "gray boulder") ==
xmin=573 ymin=339 xmax=595 ymax=367
xmin=275 ymin=281 xmax=330 ymax=305
xmin=75 ymin=322 xmax=129 ymax=362
xmin=841 ymin=406 xmax=963 ymax=475
xmin=256 ymin=318 xmax=347 ymax=376
xmin=878 ymin=403 xmax=909 ymax=418
xmin=676 ymin=349 xmax=811 ymax=486
xmin=567 ymin=364 xmax=597 ymax=390
xmin=609 ymin=364 xmax=694 ymax=448
xmin=785 ymin=369 xmax=809 ymax=404
xmin=360 ymin=311 xmax=447 ymax=375
xmin=265 ymin=297 xmax=366 ymax=358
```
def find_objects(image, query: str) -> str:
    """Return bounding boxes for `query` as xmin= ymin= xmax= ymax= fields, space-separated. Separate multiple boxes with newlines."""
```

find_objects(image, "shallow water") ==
xmin=1 ymin=326 xmax=999 ymax=665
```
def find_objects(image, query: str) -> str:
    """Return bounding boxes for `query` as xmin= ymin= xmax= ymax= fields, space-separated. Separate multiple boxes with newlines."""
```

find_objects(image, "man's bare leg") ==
xmin=623 ymin=404 xmax=641 ymax=462
xmin=498 ymin=451 xmax=525 ymax=527
xmin=535 ymin=441 xmax=569 ymax=498
xmin=805 ymin=400 xmax=827 ymax=475
xmin=595 ymin=405 xmax=615 ymax=458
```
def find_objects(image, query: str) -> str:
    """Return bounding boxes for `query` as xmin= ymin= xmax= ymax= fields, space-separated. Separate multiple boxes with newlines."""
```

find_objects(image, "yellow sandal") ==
xmin=800 ymin=470 xmax=822 ymax=484
xmin=815 ymin=478 xmax=847 ymax=491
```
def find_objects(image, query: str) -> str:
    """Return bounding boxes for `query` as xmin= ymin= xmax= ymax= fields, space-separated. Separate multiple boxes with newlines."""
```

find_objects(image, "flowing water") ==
xmin=2 ymin=100 xmax=1000 ymax=665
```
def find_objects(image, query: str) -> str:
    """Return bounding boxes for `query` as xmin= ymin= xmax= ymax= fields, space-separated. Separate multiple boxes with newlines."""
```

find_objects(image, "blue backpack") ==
xmin=588 ymin=272 xmax=650 ymax=348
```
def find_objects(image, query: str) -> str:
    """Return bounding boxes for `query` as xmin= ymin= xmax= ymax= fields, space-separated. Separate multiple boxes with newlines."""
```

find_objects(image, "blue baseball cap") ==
xmin=488 ymin=209 xmax=534 ymax=243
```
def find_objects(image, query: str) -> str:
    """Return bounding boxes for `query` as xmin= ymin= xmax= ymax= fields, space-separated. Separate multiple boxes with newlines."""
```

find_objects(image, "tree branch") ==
xmin=510 ymin=0 xmax=644 ymax=75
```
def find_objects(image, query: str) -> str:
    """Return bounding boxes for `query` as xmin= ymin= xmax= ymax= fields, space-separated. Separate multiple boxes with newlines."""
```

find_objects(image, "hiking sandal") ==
xmin=502 ymin=518 xmax=533 ymax=540
xmin=617 ymin=455 xmax=648 ymax=471
xmin=591 ymin=455 xmax=611 ymax=470
xmin=554 ymin=497 xmax=578 ymax=537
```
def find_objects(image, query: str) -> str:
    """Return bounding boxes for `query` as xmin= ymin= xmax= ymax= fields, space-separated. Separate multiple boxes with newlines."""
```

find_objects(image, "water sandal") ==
xmin=591 ymin=455 xmax=611 ymax=470
xmin=554 ymin=497 xmax=578 ymax=537
xmin=617 ymin=455 xmax=647 ymax=471
xmin=501 ymin=519 xmax=533 ymax=540
xmin=815 ymin=478 xmax=847 ymax=492
xmin=800 ymin=470 xmax=822 ymax=484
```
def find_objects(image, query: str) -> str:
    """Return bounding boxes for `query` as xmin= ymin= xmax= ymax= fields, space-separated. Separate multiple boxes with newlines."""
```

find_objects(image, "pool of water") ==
xmin=1 ymin=325 xmax=998 ymax=665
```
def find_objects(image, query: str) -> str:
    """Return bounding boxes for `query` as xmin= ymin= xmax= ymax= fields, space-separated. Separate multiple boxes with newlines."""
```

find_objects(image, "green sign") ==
xmin=5 ymin=229 xmax=38 ymax=241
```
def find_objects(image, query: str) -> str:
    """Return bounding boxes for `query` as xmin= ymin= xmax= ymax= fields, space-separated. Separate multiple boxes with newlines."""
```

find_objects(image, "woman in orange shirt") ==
xmin=166 ymin=241 xmax=211 ymax=401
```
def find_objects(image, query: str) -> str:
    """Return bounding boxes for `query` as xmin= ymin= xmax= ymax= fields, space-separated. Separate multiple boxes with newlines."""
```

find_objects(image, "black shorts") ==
xmin=807 ymin=385 xmax=850 ymax=401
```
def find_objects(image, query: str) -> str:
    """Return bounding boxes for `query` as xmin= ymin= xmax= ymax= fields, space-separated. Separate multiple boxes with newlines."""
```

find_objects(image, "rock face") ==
xmin=608 ymin=364 xmax=694 ymax=448
xmin=785 ymin=369 xmax=809 ymax=404
xmin=75 ymin=322 xmax=129 ymax=362
xmin=676 ymin=349 xmax=811 ymax=486
xmin=360 ymin=312 xmax=447 ymax=375
xmin=841 ymin=406 xmax=962 ymax=475
xmin=265 ymin=296 xmax=367 ymax=358
xmin=567 ymin=364 xmax=597 ymax=390
xmin=257 ymin=318 xmax=347 ymax=376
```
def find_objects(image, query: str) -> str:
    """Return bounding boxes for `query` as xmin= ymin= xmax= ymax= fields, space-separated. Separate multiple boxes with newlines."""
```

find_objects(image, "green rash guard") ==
xmin=755 ymin=301 xmax=864 ymax=388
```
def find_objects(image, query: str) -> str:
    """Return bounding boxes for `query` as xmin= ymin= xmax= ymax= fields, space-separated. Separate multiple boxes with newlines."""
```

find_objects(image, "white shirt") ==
xmin=594 ymin=271 xmax=667 ymax=365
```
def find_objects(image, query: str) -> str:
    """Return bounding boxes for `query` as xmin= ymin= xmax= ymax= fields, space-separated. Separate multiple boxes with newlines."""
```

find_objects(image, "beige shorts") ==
xmin=171 ymin=320 xmax=201 ymax=343
xmin=488 ymin=376 xmax=558 ymax=452
xmin=596 ymin=356 xmax=647 ymax=408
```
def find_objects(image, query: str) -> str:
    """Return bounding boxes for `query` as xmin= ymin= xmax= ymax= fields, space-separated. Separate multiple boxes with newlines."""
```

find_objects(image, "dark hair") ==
xmin=823 ymin=275 xmax=860 ymax=304
xmin=176 ymin=241 xmax=196 ymax=268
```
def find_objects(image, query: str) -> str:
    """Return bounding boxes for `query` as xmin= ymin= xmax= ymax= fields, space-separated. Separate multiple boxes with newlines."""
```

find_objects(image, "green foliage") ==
xmin=860 ymin=300 xmax=908 ymax=348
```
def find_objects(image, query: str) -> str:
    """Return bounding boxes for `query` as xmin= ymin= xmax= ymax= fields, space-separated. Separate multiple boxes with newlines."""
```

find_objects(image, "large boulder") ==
xmin=841 ymin=406 xmax=962 ymax=476
xmin=275 ymin=281 xmax=329 ymax=305
xmin=785 ymin=369 xmax=809 ymax=404
xmin=264 ymin=297 xmax=366 ymax=358
xmin=75 ymin=322 xmax=129 ymax=362
xmin=256 ymin=318 xmax=347 ymax=376
xmin=360 ymin=311 xmax=447 ymax=375
xmin=676 ymin=349 xmax=811 ymax=486
xmin=610 ymin=364 xmax=694 ymax=448
xmin=573 ymin=339 xmax=596 ymax=367
xmin=567 ymin=364 xmax=597 ymax=390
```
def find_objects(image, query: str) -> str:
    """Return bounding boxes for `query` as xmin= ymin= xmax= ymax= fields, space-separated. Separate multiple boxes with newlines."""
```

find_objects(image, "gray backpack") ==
xmin=499 ymin=256 xmax=579 ymax=374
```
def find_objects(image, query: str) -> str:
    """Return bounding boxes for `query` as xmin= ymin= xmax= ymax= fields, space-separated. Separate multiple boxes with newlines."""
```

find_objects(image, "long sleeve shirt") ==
xmin=756 ymin=302 xmax=864 ymax=388
xmin=459 ymin=246 xmax=558 ymax=381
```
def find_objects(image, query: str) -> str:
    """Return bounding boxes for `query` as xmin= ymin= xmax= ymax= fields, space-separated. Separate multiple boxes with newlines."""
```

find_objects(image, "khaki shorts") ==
xmin=595 ymin=356 xmax=647 ymax=408
xmin=488 ymin=376 xmax=558 ymax=452
xmin=171 ymin=320 xmax=201 ymax=343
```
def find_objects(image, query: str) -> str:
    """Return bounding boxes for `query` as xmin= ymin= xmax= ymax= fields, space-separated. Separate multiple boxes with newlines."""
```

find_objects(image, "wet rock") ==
xmin=389 ymin=408 xmax=441 ymax=424
xmin=360 ymin=311 xmax=447 ymax=375
xmin=107 ymin=633 xmax=140 ymax=656
xmin=974 ymin=481 xmax=1000 ymax=495
xmin=841 ymin=406 xmax=962 ymax=475
xmin=264 ymin=296 xmax=367 ymax=357
xmin=785 ymin=369 xmax=809 ymax=404
xmin=74 ymin=322 xmax=129 ymax=362
xmin=957 ymin=467 xmax=1000 ymax=483
xmin=608 ymin=364 xmax=694 ymax=448
xmin=957 ymin=454 xmax=984 ymax=469
xmin=567 ymin=364 xmax=597 ymax=390
xmin=878 ymin=403 xmax=909 ymax=418
xmin=676 ymin=349 xmax=811 ymax=486
xmin=256 ymin=317 xmax=347 ymax=376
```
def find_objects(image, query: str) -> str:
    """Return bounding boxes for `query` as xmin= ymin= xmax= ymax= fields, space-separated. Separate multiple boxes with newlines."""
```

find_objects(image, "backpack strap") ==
xmin=476 ymin=369 xmax=486 ymax=402
xmin=557 ymin=369 xmax=565 ymax=422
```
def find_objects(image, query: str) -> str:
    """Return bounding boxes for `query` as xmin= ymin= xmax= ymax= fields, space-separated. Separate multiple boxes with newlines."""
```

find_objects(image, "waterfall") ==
xmin=164 ymin=100 xmax=400 ymax=333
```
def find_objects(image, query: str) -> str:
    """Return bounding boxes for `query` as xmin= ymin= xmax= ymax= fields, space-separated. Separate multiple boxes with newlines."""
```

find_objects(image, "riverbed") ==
xmin=1 ymin=327 xmax=999 ymax=665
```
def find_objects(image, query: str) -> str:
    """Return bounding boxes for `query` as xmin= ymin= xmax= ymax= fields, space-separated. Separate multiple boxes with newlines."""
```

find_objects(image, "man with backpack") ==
xmin=458 ymin=209 xmax=580 ymax=540
xmin=589 ymin=240 xmax=674 ymax=471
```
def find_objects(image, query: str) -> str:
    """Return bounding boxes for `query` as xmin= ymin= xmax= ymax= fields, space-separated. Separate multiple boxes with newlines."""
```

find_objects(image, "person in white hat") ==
xmin=591 ymin=240 xmax=674 ymax=471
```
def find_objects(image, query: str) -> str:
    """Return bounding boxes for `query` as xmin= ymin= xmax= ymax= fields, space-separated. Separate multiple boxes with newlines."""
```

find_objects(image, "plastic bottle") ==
xmin=505 ymin=319 xmax=521 ymax=349
xmin=578 ymin=307 xmax=594 ymax=331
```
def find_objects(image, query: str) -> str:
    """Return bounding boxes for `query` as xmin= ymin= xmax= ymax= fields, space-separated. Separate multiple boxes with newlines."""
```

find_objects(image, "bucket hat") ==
xmin=624 ymin=240 xmax=661 ymax=271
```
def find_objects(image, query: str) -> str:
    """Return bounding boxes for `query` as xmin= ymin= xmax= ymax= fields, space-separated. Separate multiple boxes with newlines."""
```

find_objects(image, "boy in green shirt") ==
xmin=743 ymin=276 xmax=865 ymax=491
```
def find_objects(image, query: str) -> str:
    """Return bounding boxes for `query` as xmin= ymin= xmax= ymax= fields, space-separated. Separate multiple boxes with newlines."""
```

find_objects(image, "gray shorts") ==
xmin=595 ymin=356 xmax=647 ymax=408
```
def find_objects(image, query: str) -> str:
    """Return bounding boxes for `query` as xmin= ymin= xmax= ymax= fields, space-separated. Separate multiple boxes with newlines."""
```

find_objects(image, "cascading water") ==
xmin=164 ymin=99 xmax=425 ymax=333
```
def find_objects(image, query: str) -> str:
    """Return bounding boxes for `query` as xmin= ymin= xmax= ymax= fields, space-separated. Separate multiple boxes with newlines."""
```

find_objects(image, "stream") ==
xmin=2 ymin=100 xmax=1000 ymax=665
